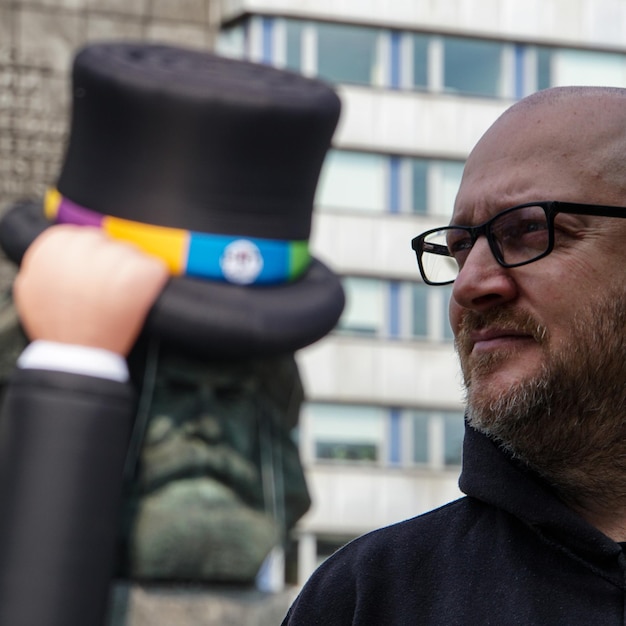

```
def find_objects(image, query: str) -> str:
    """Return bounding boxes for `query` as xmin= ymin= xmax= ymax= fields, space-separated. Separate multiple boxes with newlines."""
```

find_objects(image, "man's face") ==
xmin=448 ymin=95 xmax=626 ymax=452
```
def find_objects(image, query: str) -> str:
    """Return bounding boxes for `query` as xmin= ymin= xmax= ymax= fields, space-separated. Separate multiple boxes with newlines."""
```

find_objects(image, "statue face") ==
xmin=119 ymin=350 xmax=309 ymax=583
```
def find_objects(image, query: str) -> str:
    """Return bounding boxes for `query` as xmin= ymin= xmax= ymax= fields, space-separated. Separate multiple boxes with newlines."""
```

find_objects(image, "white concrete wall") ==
xmin=298 ymin=464 xmax=463 ymax=535
xmin=309 ymin=210 xmax=427 ymax=280
xmin=219 ymin=0 xmax=626 ymax=50
xmin=297 ymin=336 xmax=464 ymax=409
xmin=334 ymin=85 xmax=511 ymax=159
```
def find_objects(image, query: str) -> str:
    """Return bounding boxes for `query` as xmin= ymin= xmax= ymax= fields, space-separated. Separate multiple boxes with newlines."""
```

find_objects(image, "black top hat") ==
xmin=0 ymin=42 xmax=345 ymax=358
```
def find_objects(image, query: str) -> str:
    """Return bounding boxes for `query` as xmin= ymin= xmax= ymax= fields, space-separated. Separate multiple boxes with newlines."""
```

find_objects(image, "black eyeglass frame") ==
xmin=411 ymin=200 xmax=626 ymax=286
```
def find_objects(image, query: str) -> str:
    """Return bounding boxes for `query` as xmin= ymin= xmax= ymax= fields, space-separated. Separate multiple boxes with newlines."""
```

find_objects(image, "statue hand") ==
xmin=13 ymin=225 xmax=169 ymax=356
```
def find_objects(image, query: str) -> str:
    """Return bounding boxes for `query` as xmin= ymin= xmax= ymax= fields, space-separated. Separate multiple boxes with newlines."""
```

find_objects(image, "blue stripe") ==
xmin=389 ymin=281 xmax=400 ymax=338
xmin=514 ymin=43 xmax=525 ymax=99
xmin=389 ymin=156 xmax=401 ymax=213
xmin=187 ymin=234 xmax=308 ymax=284
xmin=261 ymin=17 xmax=273 ymax=64
xmin=389 ymin=409 xmax=402 ymax=465
xmin=390 ymin=31 xmax=401 ymax=89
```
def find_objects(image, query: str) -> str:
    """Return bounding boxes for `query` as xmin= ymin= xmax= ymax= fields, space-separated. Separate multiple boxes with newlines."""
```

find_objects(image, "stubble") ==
xmin=456 ymin=294 xmax=626 ymax=511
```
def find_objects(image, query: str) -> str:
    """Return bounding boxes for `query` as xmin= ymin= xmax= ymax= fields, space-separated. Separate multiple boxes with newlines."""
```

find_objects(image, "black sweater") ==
xmin=283 ymin=425 xmax=626 ymax=625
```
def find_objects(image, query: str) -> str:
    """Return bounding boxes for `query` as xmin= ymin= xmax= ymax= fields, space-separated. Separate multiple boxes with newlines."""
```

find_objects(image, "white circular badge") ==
xmin=220 ymin=239 xmax=264 ymax=284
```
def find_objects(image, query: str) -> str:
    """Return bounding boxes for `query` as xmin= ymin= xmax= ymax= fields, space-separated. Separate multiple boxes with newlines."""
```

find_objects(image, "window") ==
xmin=339 ymin=277 xmax=386 ymax=337
xmin=338 ymin=277 xmax=452 ymax=341
xmin=428 ymin=160 xmax=465 ymax=216
xmin=412 ymin=34 xmax=429 ymax=88
xmin=315 ymin=535 xmax=354 ymax=567
xmin=304 ymin=403 xmax=464 ymax=467
xmin=316 ymin=23 xmax=382 ymax=86
xmin=443 ymin=37 xmax=504 ymax=97
xmin=285 ymin=20 xmax=304 ymax=72
xmin=536 ymin=47 xmax=626 ymax=89
xmin=411 ymin=283 xmax=428 ymax=338
xmin=316 ymin=151 xmax=387 ymax=212
xmin=411 ymin=159 xmax=428 ymax=214
xmin=537 ymin=48 xmax=552 ymax=91
xmin=410 ymin=410 xmax=464 ymax=467
xmin=316 ymin=150 xmax=464 ymax=217
xmin=220 ymin=17 xmax=626 ymax=99
xmin=308 ymin=404 xmax=386 ymax=463
xmin=216 ymin=22 xmax=247 ymax=59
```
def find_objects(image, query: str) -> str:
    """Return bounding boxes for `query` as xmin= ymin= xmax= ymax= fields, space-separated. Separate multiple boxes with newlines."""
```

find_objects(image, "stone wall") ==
xmin=0 ymin=0 xmax=219 ymax=213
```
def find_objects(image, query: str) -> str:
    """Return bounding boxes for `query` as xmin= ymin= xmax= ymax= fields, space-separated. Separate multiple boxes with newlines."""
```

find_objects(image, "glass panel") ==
xmin=443 ymin=37 xmax=503 ymax=97
xmin=285 ymin=19 xmax=303 ymax=72
xmin=411 ymin=411 xmax=429 ymax=464
xmin=316 ymin=535 xmax=354 ymax=566
xmin=537 ymin=47 xmax=552 ymax=91
xmin=440 ymin=161 xmax=464 ymax=217
xmin=443 ymin=412 xmax=465 ymax=465
xmin=412 ymin=34 xmax=429 ymax=88
xmin=316 ymin=150 xmax=386 ymax=212
xmin=308 ymin=403 xmax=385 ymax=462
xmin=411 ymin=158 xmax=428 ymax=214
xmin=317 ymin=23 xmax=380 ymax=86
xmin=216 ymin=23 xmax=247 ymax=59
xmin=550 ymin=48 xmax=626 ymax=87
xmin=338 ymin=277 xmax=385 ymax=336
xmin=411 ymin=283 xmax=428 ymax=338
xmin=442 ymin=286 xmax=454 ymax=341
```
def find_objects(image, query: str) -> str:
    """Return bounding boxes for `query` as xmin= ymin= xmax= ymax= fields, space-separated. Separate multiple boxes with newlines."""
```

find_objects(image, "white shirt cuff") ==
xmin=17 ymin=340 xmax=129 ymax=383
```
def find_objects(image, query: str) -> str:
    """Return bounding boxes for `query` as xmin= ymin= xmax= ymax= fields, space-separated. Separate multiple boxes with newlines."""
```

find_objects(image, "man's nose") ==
xmin=451 ymin=237 xmax=518 ymax=312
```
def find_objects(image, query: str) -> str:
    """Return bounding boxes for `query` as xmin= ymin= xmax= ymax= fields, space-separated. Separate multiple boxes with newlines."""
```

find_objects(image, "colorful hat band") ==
xmin=44 ymin=189 xmax=310 ymax=285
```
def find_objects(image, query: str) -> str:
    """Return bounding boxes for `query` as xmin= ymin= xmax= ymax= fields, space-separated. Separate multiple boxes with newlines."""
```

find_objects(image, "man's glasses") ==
xmin=411 ymin=201 xmax=626 ymax=286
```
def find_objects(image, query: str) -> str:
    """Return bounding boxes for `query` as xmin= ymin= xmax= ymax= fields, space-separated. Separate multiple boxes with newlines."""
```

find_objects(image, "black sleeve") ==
xmin=0 ymin=368 xmax=135 ymax=626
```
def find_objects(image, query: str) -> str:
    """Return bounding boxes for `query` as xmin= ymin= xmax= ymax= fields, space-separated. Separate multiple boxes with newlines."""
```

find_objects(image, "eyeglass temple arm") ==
xmin=555 ymin=202 xmax=626 ymax=220
xmin=420 ymin=241 xmax=451 ymax=257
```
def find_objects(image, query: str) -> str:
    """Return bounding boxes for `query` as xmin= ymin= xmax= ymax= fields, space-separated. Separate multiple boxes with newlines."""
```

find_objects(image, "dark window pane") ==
xmin=411 ymin=158 xmax=428 ymax=213
xmin=444 ymin=37 xmax=502 ymax=97
xmin=316 ymin=441 xmax=378 ymax=462
xmin=412 ymin=412 xmax=429 ymax=463
xmin=537 ymin=48 xmax=552 ymax=90
xmin=317 ymin=23 xmax=379 ymax=85
xmin=443 ymin=412 xmax=465 ymax=465
xmin=413 ymin=34 xmax=429 ymax=87
xmin=412 ymin=283 xmax=428 ymax=338
xmin=285 ymin=20 xmax=303 ymax=72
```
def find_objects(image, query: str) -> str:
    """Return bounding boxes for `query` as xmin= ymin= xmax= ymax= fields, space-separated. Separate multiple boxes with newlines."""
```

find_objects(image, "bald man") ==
xmin=283 ymin=86 xmax=626 ymax=625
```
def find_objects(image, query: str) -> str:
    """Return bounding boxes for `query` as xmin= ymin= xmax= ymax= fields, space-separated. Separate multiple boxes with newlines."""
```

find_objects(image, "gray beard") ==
xmin=460 ymin=295 xmax=626 ymax=512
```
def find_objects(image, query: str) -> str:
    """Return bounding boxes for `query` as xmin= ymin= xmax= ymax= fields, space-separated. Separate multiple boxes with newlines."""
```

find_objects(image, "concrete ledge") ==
xmin=107 ymin=582 xmax=298 ymax=626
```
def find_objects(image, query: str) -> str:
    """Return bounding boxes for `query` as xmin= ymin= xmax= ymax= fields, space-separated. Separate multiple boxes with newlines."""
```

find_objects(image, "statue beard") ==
xmin=456 ymin=293 xmax=626 ymax=512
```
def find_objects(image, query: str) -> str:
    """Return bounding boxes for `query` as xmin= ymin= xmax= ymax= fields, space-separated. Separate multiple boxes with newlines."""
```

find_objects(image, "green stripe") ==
xmin=289 ymin=241 xmax=311 ymax=279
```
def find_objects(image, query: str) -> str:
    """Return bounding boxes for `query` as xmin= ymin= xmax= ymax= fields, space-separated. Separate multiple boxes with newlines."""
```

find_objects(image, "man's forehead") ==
xmin=453 ymin=88 xmax=626 ymax=221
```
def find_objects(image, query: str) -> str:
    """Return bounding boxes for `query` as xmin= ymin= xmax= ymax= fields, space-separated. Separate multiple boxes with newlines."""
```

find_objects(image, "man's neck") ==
xmin=572 ymin=503 xmax=626 ymax=543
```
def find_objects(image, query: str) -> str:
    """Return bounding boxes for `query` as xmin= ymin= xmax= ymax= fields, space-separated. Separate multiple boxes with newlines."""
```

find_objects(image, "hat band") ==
xmin=44 ymin=189 xmax=310 ymax=285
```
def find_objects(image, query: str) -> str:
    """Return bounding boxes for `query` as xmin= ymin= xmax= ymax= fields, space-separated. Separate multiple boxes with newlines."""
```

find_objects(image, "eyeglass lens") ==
xmin=419 ymin=204 xmax=551 ymax=284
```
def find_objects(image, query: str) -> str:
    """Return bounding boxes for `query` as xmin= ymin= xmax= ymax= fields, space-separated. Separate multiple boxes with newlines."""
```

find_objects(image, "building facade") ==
xmin=215 ymin=0 xmax=626 ymax=585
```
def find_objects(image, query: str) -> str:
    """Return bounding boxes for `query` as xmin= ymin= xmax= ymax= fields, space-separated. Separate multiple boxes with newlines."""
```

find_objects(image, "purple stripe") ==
xmin=57 ymin=197 xmax=104 ymax=227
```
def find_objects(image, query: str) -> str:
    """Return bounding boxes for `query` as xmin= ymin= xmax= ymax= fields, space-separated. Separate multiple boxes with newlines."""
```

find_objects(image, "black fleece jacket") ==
xmin=283 ymin=424 xmax=626 ymax=625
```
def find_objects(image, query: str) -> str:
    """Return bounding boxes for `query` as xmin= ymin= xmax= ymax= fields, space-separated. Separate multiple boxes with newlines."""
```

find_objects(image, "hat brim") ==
xmin=0 ymin=201 xmax=345 ymax=358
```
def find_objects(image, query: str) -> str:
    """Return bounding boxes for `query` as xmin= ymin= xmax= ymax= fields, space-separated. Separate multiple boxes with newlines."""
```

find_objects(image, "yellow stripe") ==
xmin=103 ymin=216 xmax=188 ymax=275
xmin=44 ymin=188 xmax=62 ymax=220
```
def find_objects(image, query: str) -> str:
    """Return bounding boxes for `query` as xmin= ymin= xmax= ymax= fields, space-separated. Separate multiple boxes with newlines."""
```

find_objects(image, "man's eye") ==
xmin=521 ymin=220 xmax=547 ymax=233
xmin=448 ymin=237 xmax=472 ymax=256
xmin=501 ymin=220 xmax=547 ymax=241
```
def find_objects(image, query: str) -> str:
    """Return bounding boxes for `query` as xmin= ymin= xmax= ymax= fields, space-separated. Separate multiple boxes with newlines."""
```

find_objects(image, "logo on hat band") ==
xmin=44 ymin=189 xmax=311 ymax=285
